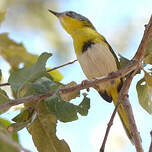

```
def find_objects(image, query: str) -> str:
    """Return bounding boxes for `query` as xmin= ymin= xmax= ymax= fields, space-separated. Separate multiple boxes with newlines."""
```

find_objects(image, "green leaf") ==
xmin=0 ymin=118 xmax=18 ymax=142
xmin=119 ymin=54 xmax=130 ymax=68
xmin=27 ymin=101 xmax=71 ymax=152
xmin=0 ymin=118 xmax=19 ymax=152
xmin=45 ymin=95 xmax=90 ymax=122
xmin=46 ymin=96 xmax=78 ymax=122
xmin=136 ymin=76 xmax=152 ymax=114
xmin=143 ymin=40 xmax=152 ymax=64
xmin=0 ymin=89 xmax=9 ymax=104
xmin=0 ymin=88 xmax=10 ymax=114
xmin=0 ymin=9 xmax=6 ymax=26
xmin=8 ymin=52 xmax=52 ymax=97
xmin=31 ymin=77 xmax=61 ymax=94
xmin=119 ymin=54 xmax=140 ymax=74
xmin=0 ymin=33 xmax=38 ymax=71
xmin=78 ymin=96 xmax=90 ymax=116
xmin=55 ymin=101 xmax=78 ymax=122
xmin=25 ymin=77 xmax=85 ymax=122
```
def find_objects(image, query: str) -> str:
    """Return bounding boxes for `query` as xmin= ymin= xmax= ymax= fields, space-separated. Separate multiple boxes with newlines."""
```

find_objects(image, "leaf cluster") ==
xmin=0 ymin=10 xmax=90 ymax=152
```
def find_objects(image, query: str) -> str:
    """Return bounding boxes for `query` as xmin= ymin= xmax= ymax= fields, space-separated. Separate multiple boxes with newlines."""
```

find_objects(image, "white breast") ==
xmin=78 ymin=43 xmax=118 ymax=81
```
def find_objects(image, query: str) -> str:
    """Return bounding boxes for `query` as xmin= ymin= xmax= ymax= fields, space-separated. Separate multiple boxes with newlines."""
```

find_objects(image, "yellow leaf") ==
xmin=46 ymin=67 xmax=63 ymax=82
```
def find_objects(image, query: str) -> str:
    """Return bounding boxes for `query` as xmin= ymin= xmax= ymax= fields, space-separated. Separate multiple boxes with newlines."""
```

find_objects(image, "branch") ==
xmin=120 ymin=70 xmax=143 ymax=152
xmin=60 ymin=61 xmax=138 ymax=94
xmin=149 ymin=131 xmax=152 ymax=152
xmin=0 ymin=61 xmax=137 ymax=113
xmin=0 ymin=132 xmax=31 ymax=152
xmin=0 ymin=93 xmax=54 ymax=112
xmin=133 ymin=15 xmax=152 ymax=61
xmin=0 ymin=82 xmax=9 ymax=87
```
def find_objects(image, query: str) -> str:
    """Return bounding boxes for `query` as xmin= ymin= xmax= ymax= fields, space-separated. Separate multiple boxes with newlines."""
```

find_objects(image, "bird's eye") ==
xmin=66 ymin=11 xmax=74 ymax=17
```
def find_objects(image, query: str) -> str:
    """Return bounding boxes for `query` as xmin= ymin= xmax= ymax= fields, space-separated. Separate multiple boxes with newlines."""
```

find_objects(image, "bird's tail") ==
xmin=110 ymin=87 xmax=134 ymax=144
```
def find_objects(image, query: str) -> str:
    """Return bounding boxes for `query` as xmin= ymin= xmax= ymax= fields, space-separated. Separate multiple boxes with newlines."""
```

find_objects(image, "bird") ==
xmin=48 ymin=9 xmax=133 ymax=143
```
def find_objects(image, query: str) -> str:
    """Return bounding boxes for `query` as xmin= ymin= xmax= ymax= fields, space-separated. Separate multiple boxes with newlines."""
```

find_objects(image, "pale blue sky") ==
xmin=1 ymin=0 xmax=152 ymax=152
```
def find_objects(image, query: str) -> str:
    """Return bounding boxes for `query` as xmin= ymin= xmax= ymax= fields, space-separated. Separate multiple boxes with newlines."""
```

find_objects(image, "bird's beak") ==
xmin=48 ymin=9 xmax=62 ymax=17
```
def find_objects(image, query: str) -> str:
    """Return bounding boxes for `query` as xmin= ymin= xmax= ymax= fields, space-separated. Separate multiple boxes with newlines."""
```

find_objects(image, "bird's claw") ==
xmin=81 ymin=80 xmax=90 ymax=92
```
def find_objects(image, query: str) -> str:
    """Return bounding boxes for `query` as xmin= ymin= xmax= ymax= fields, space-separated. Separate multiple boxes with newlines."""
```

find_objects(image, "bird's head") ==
xmin=48 ymin=10 xmax=96 ymax=36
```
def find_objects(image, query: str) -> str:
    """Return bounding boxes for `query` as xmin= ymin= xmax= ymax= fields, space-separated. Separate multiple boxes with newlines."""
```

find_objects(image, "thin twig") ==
xmin=0 ymin=132 xmax=31 ymax=152
xmin=46 ymin=59 xmax=77 ymax=72
xmin=0 ymin=59 xmax=77 ymax=87
xmin=149 ymin=131 xmax=152 ymax=152
xmin=133 ymin=15 xmax=152 ymax=61
xmin=100 ymin=101 xmax=121 ymax=152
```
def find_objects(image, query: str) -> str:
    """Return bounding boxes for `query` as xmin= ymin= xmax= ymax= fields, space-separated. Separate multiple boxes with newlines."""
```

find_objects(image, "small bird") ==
xmin=48 ymin=9 xmax=133 ymax=143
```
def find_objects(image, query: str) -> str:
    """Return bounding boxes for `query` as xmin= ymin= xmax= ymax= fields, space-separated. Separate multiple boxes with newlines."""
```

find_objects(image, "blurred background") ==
xmin=0 ymin=0 xmax=152 ymax=152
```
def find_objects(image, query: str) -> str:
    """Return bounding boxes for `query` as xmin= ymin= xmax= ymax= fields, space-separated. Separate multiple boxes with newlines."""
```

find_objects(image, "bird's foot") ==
xmin=81 ymin=80 xmax=90 ymax=92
